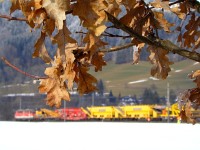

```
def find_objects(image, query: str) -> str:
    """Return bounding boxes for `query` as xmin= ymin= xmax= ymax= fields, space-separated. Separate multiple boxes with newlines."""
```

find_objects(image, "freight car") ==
xmin=160 ymin=103 xmax=180 ymax=121
xmin=81 ymin=106 xmax=116 ymax=120
xmin=82 ymin=105 xmax=162 ymax=121
xmin=34 ymin=108 xmax=61 ymax=121
xmin=120 ymin=105 xmax=162 ymax=121
xmin=14 ymin=103 xmax=188 ymax=122
xmin=55 ymin=108 xmax=87 ymax=121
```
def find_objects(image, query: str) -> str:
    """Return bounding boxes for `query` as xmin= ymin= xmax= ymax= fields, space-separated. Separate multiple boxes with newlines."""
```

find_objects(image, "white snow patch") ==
xmin=1 ymin=83 xmax=28 ymax=88
xmin=69 ymin=91 xmax=78 ymax=95
xmin=24 ymin=81 xmax=31 ymax=84
xmin=3 ymin=93 xmax=36 ymax=97
xmin=149 ymin=77 xmax=159 ymax=80
xmin=128 ymin=79 xmax=148 ymax=84
xmin=175 ymin=69 xmax=182 ymax=73
xmin=193 ymin=62 xmax=199 ymax=65
xmin=1 ymin=84 xmax=15 ymax=88
xmin=0 ymin=122 xmax=199 ymax=150
xmin=108 ymin=85 xmax=115 ymax=87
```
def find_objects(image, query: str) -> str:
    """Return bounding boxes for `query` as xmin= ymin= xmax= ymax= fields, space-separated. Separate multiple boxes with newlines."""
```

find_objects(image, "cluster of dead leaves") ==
xmin=9 ymin=0 xmax=110 ymax=107
xmin=124 ymin=1 xmax=175 ymax=79
xmin=151 ymin=0 xmax=200 ymax=50
xmin=6 ymin=0 xmax=200 ymax=109
xmin=130 ymin=0 xmax=200 ymax=80
xmin=38 ymin=43 xmax=100 ymax=107
xmin=147 ymin=46 xmax=173 ymax=79
xmin=178 ymin=70 xmax=200 ymax=124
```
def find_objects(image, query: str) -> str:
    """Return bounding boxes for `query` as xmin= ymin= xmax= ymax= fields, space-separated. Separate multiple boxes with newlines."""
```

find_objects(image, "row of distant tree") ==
xmin=96 ymin=79 xmax=177 ymax=105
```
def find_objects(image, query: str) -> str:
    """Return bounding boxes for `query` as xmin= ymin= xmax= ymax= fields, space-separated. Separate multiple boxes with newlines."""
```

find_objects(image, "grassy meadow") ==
xmin=90 ymin=59 xmax=199 ymax=97
xmin=0 ymin=59 xmax=199 ymax=98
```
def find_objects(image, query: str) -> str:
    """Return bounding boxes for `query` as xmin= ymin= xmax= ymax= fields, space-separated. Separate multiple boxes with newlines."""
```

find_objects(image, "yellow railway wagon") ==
xmin=113 ymin=106 xmax=126 ymax=119
xmin=160 ymin=103 xmax=180 ymax=121
xmin=35 ymin=108 xmax=61 ymax=120
xmin=86 ymin=106 xmax=115 ymax=119
xmin=120 ymin=105 xmax=161 ymax=121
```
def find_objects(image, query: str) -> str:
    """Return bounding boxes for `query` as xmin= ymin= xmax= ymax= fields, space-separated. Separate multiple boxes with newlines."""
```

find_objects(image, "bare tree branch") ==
xmin=1 ymin=57 xmax=47 ymax=79
xmin=169 ymin=0 xmax=184 ymax=6
xmin=0 ymin=14 xmax=27 ymax=21
xmin=149 ymin=0 xmax=184 ymax=9
xmin=0 ymin=9 xmax=73 ymax=22
xmin=76 ymin=31 xmax=131 ymax=38
xmin=104 ymin=31 xmax=131 ymax=38
xmin=100 ymin=43 xmax=134 ymax=53
xmin=105 ymin=11 xmax=200 ymax=62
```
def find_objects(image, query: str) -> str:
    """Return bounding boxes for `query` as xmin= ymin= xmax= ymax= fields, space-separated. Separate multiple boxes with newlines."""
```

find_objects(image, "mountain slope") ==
xmin=90 ymin=60 xmax=199 ymax=97
xmin=0 ymin=59 xmax=199 ymax=99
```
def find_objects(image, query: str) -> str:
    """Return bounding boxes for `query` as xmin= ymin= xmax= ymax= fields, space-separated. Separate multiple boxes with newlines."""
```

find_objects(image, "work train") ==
xmin=14 ymin=103 xmax=183 ymax=122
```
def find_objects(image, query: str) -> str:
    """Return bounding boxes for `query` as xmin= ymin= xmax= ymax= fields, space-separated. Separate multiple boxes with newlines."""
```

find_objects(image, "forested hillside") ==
xmin=0 ymin=1 xmax=43 ymax=84
xmin=0 ymin=1 xmax=184 ymax=84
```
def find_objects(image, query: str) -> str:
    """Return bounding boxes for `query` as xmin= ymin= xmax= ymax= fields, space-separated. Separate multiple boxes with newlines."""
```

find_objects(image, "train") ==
xmin=14 ymin=103 xmax=185 ymax=122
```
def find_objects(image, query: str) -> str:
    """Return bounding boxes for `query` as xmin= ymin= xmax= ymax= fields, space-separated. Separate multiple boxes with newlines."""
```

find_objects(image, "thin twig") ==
xmin=100 ymin=43 xmax=135 ymax=53
xmin=0 ymin=10 xmax=73 ymax=22
xmin=1 ymin=57 xmax=47 ymax=79
xmin=0 ymin=14 xmax=27 ymax=21
xmin=169 ymin=0 xmax=184 ymax=6
xmin=149 ymin=0 xmax=184 ymax=9
xmin=104 ymin=31 xmax=131 ymax=38
xmin=76 ymin=31 xmax=131 ymax=38
xmin=73 ymin=43 xmax=135 ymax=53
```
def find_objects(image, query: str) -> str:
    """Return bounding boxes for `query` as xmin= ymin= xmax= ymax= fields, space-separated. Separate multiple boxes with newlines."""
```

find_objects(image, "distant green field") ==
xmin=90 ymin=60 xmax=199 ymax=97
xmin=0 ymin=59 xmax=199 ymax=98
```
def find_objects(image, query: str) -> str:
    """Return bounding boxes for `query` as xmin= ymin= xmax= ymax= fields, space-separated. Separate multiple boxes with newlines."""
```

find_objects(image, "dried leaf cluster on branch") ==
xmin=0 ymin=0 xmax=200 ymax=123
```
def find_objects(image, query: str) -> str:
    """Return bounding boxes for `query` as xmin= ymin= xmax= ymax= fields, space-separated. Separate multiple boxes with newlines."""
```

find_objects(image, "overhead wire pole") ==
xmin=19 ymin=97 xmax=22 ymax=110
xmin=92 ymin=92 xmax=94 ymax=106
xmin=64 ymin=100 xmax=66 ymax=122
xmin=167 ymin=82 xmax=170 ymax=123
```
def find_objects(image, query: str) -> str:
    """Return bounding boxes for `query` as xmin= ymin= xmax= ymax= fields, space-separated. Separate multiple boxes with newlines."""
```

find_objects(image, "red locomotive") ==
xmin=14 ymin=109 xmax=35 ymax=121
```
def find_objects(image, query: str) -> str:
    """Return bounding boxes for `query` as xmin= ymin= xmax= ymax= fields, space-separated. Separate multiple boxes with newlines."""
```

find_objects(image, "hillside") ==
xmin=90 ymin=59 xmax=199 ymax=97
xmin=0 ymin=59 xmax=199 ymax=99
